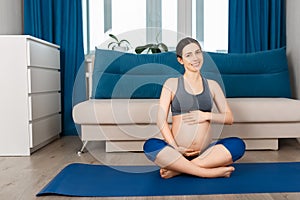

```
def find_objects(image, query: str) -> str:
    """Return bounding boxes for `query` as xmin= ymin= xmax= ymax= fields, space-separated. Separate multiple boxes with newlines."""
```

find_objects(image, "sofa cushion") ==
xmin=92 ymin=49 xmax=184 ymax=99
xmin=205 ymin=47 xmax=291 ymax=98
xmin=92 ymin=47 xmax=291 ymax=99
xmin=228 ymin=98 xmax=300 ymax=122
xmin=93 ymin=73 xmax=175 ymax=99
xmin=73 ymin=98 xmax=300 ymax=124
xmin=73 ymin=99 xmax=172 ymax=124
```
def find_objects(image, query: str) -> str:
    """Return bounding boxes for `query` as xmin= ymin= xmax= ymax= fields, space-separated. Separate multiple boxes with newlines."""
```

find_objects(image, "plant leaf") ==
xmin=135 ymin=44 xmax=153 ymax=54
xmin=158 ymin=43 xmax=168 ymax=52
xmin=135 ymin=46 xmax=147 ymax=54
xmin=119 ymin=39 xmax=131 ymax=46
xmin=109 ymin=34 xmax=119 ymax=42
xmin=108 ymin=42 xmax=117 ymax=49
xmin=155 ymin=31 xmax=162 ymax=43
xmin=151 ymin=47 xmax=161 ymax=54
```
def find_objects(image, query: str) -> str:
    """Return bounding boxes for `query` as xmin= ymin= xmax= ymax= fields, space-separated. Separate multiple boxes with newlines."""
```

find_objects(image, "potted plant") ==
xmin=135 ymin=43 xmax=168 ymax=54
xmin=135 ymin=33 xmax=168 ymax=54
xmin=107 ymin=34 xmax=131 ymax=51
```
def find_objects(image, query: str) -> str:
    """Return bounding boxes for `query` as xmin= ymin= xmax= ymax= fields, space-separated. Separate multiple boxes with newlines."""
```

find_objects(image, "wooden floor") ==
xmin=1 ymin=136 xmax=300 ymax=200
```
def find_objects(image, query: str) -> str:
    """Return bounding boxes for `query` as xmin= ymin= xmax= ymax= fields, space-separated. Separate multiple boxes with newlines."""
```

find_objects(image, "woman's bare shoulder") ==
xmin=207 ymin=79 xmax=220 ymax=88
xmin=164 ymin=77 xmax=178 ymax=85
xmin=163 ymin=77 xmax=179 ymax=92
xmin=207 ymin=79 xmax=226 ymax=97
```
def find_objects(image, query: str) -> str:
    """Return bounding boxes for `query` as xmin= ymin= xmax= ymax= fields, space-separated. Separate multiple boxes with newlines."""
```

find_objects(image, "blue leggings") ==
xmin=143 ymin=137 xmax=246 ymax=162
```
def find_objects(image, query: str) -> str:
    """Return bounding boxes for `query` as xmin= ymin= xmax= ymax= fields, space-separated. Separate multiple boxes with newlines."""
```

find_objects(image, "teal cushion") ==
xmin=92 ymin=47 xmax=291 ymax=99
xmin=92 ymin=49 xmax=184 ymax=99
xmin=204 ymin=47 xmax=291 ymax=98
xmin=207 ymin=47 xmax=288 ymax=74
xmin=94 ymin=73 xmax=177 ymax=99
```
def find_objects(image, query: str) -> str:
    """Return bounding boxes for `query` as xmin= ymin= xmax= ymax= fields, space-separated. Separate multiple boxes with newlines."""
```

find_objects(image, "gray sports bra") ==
xmin=171 ymin=76 xmax=213 ymax=116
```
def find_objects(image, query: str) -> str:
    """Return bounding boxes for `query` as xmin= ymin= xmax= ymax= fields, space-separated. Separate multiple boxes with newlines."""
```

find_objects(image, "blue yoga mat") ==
xmin=37 ymin=162 xmax=300 ymax=197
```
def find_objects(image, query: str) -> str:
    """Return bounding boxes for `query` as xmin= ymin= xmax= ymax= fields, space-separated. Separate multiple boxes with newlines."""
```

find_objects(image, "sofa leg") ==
xmin=77 ymin=140 xmax=88 ymax=156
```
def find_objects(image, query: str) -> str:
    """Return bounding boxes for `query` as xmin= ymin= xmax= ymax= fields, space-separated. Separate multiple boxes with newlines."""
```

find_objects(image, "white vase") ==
xmin=113 ymin=46 xmax=128 ymax=52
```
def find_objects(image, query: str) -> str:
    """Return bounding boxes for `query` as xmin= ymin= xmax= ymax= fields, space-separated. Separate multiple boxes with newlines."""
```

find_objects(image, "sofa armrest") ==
xmin=85 ymin=55 xmax=95 ymax=99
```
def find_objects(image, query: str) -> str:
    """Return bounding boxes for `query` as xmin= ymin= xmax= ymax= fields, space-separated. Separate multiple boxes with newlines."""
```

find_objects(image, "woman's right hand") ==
xmin=183 ymin=149 xmax=200 ymax=157
xmin=175 ymin=146 xmax=199 ymax=157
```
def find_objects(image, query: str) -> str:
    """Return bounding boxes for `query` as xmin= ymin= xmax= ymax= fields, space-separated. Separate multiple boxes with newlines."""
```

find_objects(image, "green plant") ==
xmin=135 ymin=43 xmax=168 ymax=54
xmin=135 ymin=33 xmax=168 ymax=54
xmin=108 ymin=34 xmax=131 ymax=51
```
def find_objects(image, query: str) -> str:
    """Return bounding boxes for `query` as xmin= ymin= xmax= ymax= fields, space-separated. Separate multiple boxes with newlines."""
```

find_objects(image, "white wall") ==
xmin=0 ymin=0 xmax=23 ymax=35
xmin=286 ymin=0 xmax=300 ymax=99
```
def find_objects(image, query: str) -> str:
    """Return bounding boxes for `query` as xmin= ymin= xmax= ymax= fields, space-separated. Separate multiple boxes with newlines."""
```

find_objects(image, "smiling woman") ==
xmin=143 ymin=37 xmax=245 ymax=179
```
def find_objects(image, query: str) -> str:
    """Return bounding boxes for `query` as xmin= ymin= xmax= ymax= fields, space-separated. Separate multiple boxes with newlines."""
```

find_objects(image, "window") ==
xmin=110 ymin=0 xmax=146 ymax=35
xmin=196 ymin=0 xmax=228 ymax=52
xmin=82 ymin=0 xmax=228 ymax=54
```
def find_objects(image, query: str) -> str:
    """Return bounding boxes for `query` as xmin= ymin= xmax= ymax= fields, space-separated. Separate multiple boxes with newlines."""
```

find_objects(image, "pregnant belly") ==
xmin=172 ymin=116 xmax=212 ymax=151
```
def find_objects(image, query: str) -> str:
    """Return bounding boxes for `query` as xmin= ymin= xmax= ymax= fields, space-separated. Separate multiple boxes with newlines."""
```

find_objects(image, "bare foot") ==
xmin=202 ymin=166 xmax=235 ymax=178
xmin=160 ymin=166 xmax=235 ymax=179
xmin=160 ymin=168 xmax=181 ymax=179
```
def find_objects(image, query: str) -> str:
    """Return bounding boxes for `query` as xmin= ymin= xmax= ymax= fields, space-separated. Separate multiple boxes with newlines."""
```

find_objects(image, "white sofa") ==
xmin=73 ymin=98 xmax=300 ymax=152
xmin=73 ymin=48 xmax=300 ymax=153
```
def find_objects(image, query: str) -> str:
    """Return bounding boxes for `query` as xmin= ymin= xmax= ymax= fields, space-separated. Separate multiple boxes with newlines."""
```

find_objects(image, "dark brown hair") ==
xmin=176 ymin=37 xmax=202 ymax=58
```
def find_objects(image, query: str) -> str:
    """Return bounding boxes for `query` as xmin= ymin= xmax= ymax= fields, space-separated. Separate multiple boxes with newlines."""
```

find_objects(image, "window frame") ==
xmin=82 ymin=0 xmax=227 ymax=54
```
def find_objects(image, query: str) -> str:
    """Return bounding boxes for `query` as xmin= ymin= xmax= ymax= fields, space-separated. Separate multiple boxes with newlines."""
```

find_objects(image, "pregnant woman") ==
xmin=143 ymin=37 xmax=245 ymax=179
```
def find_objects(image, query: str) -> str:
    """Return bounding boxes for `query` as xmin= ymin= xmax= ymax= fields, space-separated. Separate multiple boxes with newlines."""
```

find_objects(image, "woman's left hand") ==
xmin=182 ymin=110 xmax=210 ymax=124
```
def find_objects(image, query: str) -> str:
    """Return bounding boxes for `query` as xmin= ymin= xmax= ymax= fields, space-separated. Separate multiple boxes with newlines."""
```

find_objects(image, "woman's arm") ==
xmin=157 ymin=79 xmax=179 ymax=148
xmin=208 ymin=80 xmax=233 ymax=124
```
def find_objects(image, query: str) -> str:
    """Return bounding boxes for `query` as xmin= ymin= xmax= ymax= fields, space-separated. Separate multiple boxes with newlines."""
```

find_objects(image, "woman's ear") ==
xmin=177 ymin=57 xmax=184 ymax=65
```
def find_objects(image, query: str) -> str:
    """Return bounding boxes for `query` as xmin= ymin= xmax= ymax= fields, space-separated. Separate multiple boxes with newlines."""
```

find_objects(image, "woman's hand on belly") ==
xmin=182 ymin=110 xmax=210 ymax=124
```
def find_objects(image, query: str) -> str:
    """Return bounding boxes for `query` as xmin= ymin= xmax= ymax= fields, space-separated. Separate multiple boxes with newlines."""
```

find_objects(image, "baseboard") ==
xmin=30 ymin=135 xmax=60 ymax=154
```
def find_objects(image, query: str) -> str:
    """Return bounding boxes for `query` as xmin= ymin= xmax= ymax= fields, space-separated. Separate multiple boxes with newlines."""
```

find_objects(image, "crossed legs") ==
xmin=143 ymin=137 xmax=245 ymax=179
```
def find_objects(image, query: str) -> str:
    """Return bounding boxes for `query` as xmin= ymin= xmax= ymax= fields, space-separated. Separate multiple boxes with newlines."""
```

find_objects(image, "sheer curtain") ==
xmin=228 ymin=0 xmax=286 ymax=53
xmin=24 ymin=0 xmax=85 ymax=135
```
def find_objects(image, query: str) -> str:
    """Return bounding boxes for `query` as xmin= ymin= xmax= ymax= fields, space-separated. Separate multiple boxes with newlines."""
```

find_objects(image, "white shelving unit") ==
xmin=0 ymin=35 xmax=61 ymax=156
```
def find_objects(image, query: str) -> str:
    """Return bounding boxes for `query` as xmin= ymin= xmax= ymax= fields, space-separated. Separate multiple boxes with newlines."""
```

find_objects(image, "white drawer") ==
xmin=28 ymin=93 xmax=61 ymax=121
xmin=28 ymin=68 xmax=60 ymax=93
xmin=27 ymin=40 xmax=60 ymax=70
xmin=29 ymin=114 xmax=61 ymax=148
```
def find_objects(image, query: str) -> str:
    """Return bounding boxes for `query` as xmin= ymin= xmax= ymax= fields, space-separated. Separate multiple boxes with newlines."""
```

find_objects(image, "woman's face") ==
xmin=177 ymin=43 xmax=203 ymax=72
